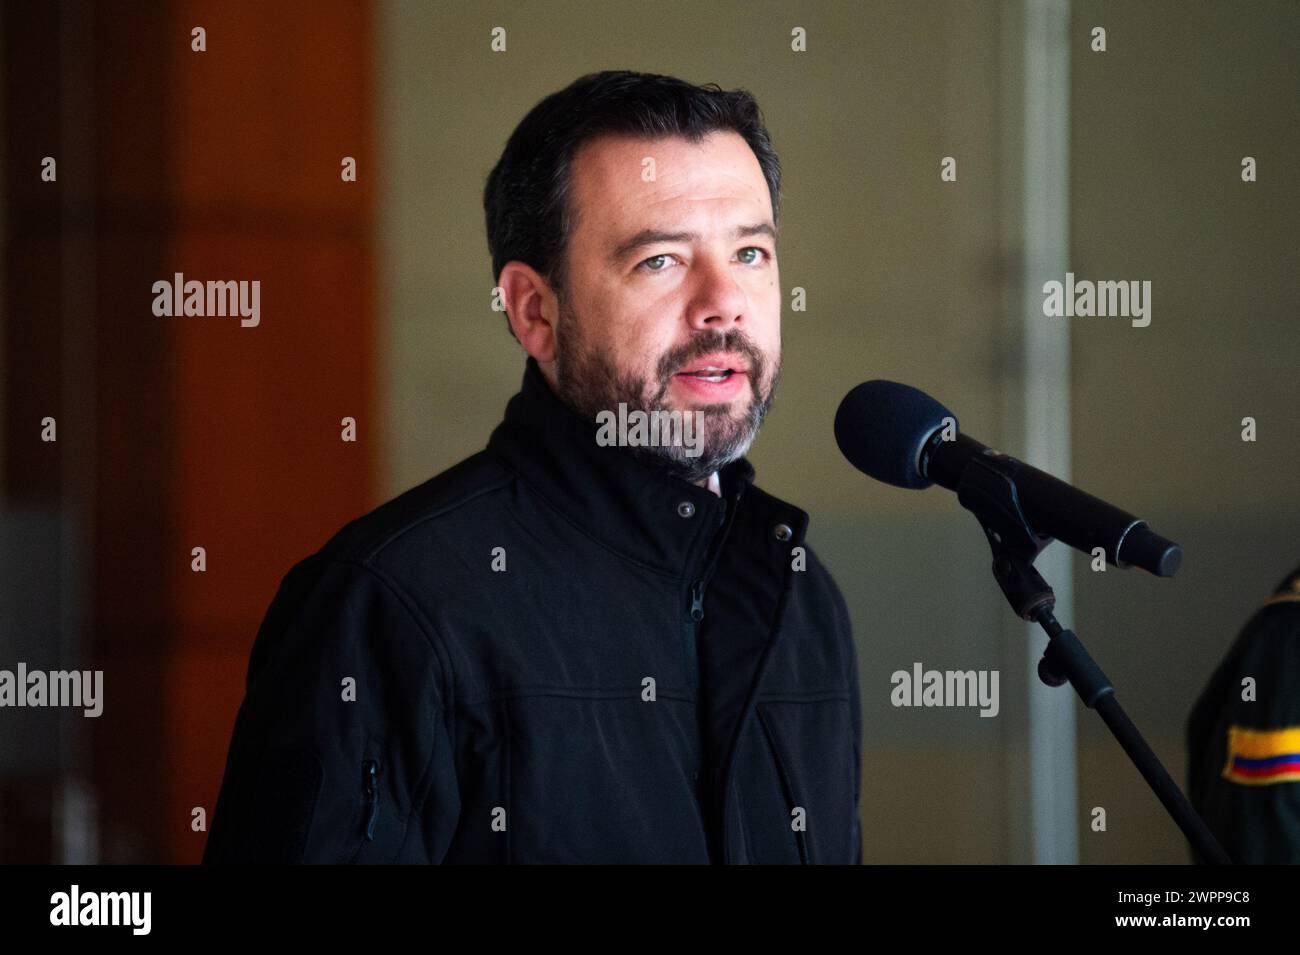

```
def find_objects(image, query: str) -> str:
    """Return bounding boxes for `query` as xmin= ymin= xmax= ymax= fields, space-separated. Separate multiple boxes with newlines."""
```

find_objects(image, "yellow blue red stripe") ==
xmin=1223 ymin=726 xmax=1300 ymax=785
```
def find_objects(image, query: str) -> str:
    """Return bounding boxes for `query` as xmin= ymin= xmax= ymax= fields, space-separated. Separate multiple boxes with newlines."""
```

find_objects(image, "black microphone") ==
xmin=834 ymin=380 xmax=1182 ymax=577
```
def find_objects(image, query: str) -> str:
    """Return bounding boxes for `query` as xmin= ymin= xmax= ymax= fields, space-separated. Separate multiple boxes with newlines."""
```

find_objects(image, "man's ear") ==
xmin=498 ymin=262 xmax=558 ymax=362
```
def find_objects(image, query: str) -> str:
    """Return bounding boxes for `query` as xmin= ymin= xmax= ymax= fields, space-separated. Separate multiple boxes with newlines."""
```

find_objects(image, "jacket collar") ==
xmin=487 ymin=357 xmax=758 ymax=577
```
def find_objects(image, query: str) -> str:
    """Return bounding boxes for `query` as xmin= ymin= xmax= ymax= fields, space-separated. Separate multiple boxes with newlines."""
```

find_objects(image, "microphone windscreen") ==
xmin=834 ymin=380 xmax=956 ymax=489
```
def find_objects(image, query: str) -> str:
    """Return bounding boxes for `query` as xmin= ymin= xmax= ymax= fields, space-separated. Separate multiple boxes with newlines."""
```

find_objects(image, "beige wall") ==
xmin=1070 ymin=0 xmax=1300 ymax=863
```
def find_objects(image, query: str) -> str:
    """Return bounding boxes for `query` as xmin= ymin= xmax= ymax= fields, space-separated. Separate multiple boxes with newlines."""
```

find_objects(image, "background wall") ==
xmin=1 ymin=0 xmax=377 ymax=862
xmin=1069 ymin=0 xmax=1300 ymax=863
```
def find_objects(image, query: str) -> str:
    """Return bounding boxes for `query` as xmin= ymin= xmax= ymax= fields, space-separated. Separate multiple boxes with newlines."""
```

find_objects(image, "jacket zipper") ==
xmin=363 ymin=757 xmax=382 ymax=841
xmin=687 ymin=482 xmax=745 ymax=863
xmin=689 ymin=581 xmax=705 ymax=621
xmin=687 ymin=482 xmax=745 ymax=625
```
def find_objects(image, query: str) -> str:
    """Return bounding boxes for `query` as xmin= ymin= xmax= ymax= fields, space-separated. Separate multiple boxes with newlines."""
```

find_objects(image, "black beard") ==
xmin=552 ymin=299 xmax=780 ymax=484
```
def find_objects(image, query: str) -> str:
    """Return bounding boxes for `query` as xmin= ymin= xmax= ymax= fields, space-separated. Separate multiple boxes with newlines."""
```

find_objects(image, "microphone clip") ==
xmin=956 ymin=454 xmax=1057 ymax=621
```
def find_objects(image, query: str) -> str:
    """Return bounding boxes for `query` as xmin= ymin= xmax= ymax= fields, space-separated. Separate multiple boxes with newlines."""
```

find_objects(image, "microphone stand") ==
xmin=956 ymin=454 xmax=1233 ymax=864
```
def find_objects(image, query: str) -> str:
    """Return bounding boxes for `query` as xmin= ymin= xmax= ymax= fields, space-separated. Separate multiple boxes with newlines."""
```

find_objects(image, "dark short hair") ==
xmin=482 ymin=70 xmax=782 ymax=310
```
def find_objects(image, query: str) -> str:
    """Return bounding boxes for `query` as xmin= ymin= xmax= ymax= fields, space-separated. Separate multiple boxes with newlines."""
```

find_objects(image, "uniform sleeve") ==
xmin=203 ymin=557 xmax=461 ymax=863
xmin=1189 ymin=602 xmax=1300 ymax=864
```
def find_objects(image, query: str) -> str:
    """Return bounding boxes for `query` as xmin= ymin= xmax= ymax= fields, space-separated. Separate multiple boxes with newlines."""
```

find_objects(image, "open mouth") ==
xmin=676 ymin=367 xmax=738 ymax=383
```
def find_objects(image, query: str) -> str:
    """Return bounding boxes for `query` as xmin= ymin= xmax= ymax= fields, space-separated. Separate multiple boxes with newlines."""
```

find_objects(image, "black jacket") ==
xmin=204 ymin=357 xmax=862 ymax=863
xmin=1187 ymin=564 xmax=1300 ymax=864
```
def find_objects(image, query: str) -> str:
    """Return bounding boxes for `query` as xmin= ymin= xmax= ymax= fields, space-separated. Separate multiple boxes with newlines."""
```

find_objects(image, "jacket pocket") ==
xmin=742 ymin=699 xmax=856 ymax=864
xmin=349 ymin=735 xmax=386 ymax=863
xmin=754 ymin=705 xmax=810 ymax=863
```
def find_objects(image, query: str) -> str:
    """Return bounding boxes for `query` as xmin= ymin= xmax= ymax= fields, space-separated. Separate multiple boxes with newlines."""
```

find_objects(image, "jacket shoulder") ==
xmin=1225 ymin=600 xmax=1300 ymax=709
xmin=1188 ymin=593 xmax=1300 ymax=775
xmin=312 ymin=449 xmax=513 ymax=566
xmin=795 ymin=533 xmax=853 ymax=633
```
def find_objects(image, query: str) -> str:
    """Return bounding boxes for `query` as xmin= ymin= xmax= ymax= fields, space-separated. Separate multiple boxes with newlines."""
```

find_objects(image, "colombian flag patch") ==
xmin=1223 ymin=725 xmax=1300 ymax=785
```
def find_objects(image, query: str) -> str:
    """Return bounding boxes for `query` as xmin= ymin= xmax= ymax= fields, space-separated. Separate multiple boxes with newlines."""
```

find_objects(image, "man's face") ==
xmin=550 ymin=131 xmax=782 ymax=482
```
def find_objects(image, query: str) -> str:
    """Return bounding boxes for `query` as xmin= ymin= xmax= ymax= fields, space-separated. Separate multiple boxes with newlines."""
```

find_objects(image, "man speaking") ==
xmin=204 ymin=70 xmax=862 ymax=864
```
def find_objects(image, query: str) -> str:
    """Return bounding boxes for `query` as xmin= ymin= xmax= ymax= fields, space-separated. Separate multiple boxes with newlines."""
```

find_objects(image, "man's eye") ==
xmin=738 ymin=247 xmax=771 ymax=265
xmin=638 ymin=254 xmax=673 ymax=272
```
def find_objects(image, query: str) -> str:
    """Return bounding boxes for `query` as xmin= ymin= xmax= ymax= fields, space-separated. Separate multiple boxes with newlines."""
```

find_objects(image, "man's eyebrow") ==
xmin=609 ymin=222 xmax=777 ymax=263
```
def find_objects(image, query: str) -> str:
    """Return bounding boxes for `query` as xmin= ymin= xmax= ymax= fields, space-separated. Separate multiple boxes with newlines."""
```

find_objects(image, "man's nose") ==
xmin=685 ymin=258 xmax=748 ymax=331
